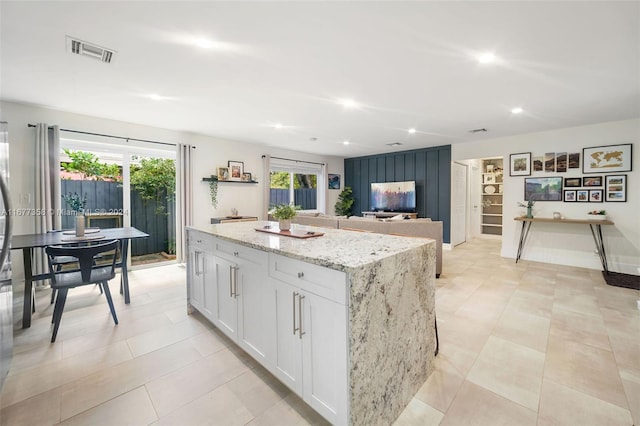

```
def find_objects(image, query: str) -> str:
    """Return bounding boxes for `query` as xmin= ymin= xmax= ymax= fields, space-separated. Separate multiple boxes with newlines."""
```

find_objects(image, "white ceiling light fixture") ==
xmin=343 ymin=140 xmax=350 ymax=145
xmin=408 ymin=128 xmax=416 ymax=134
xmin=66 ymin=35 xmax=115 ymax=63
xmin=511 ymin=107 xmax=524 ymax=114
xmin=477 ymin=52 xmax=497 ymax=64
xmin=340 ymin=99 xmax=359 ymax=109
xmin=194 ymin=38 xmax=214 ymax=49
xmin=272 ymin=123 xmax=284 ymax=129
xmin=148 ymin=94 xmax=166 ymax=101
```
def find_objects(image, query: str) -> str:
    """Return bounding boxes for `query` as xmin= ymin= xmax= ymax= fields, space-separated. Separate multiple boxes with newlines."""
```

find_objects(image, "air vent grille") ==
xmin=66 ymin=36 xmax=115 ymax=63
xmin=469 ymin=128 xmax=488 ymax=133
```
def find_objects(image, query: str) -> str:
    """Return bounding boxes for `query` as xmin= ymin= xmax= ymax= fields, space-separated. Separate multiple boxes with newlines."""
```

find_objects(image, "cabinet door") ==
xmin=213 ymin=256 xmax=238 ymax=339
xmin=301 ymin=290 xmax=348 ymax=425
xmin=187 ymin=247 xmax=204 ymax=311
xmin=237 ymin=262 xmax=275 ymax=369
xmin=272 ymin=279 xmax=303 ymax=394
xmin=199 ymin=250 xmax=217 ymax=321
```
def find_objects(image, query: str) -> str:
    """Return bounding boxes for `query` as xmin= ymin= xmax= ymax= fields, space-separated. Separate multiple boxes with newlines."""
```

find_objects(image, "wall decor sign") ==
xmin=583 ymin=143 xmax=632 ymax=174
xmin=533 ymin=156 xmax=543 ymax=172
xmin=589 ymin=189 xmax=603 ymax=202
xmin=605 ymin=174 xmax=627 ymax=202
xmin=524 ymin=176 xmax=562 ymax=201
xmin=564 ymin=190 xmax=576 ymax=202
xmin=556 ymin=152 xmax=567 ymax=173
xmin=328 ymin=174 xmax=341 ymax=189
xmin=228 ymin=161 xmax=244 ymax=181
xmin=577 ymin=190 xmax=589 ymax=202
xmin=544 ymin=152 xmax=556 ymax=172
xmin=583 ymin=176 xmax=603 ymax=187
xmin=564 ymin=177 xmax=582 ymax=188
xmin=510 ymin=152 xmax=531 ymax=176
xmin=568 ymin=152 xmax=580 ymax=169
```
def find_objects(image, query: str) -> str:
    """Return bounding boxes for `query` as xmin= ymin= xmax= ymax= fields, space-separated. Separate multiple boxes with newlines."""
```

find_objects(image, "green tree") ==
xmin=61 ymin=149 xmax=122 ymax=182
xmin=130 ymin=158 xmax=176 ymax=214
xmin=270 ymin=171 xmax=290 ymax=188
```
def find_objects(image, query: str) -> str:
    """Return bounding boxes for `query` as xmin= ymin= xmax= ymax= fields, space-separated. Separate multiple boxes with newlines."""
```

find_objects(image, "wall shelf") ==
xmin=202 ymin=177 xmax=258 ymax=184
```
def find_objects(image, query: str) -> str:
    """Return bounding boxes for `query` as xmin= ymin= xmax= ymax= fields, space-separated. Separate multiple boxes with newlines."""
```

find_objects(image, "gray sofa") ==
xmin=291 ymin=214 xmax=443 ymax=277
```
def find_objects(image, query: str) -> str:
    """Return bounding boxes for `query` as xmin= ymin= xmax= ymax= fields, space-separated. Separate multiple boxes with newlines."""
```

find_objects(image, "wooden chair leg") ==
xmin=102 ymin=282 xmax=118 ymax=325
xmin=51 ymin=288 xmax=68 ymax=342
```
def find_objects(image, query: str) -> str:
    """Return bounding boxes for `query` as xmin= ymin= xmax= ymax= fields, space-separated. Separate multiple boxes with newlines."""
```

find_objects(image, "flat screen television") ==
xmin=370 ymin=181 xmax=416 ymax=212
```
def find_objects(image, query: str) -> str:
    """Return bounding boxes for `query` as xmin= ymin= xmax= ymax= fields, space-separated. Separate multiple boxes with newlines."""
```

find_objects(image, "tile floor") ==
xmin=0 ymin=238 xmax=638 ymax=425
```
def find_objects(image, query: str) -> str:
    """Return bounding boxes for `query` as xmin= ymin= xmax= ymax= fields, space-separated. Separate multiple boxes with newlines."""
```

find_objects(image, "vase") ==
xmin=75 ymin=214 xmax=85 ymax=237
xmin=279 ymin=219 xmax=291 ymax=231
xmin=526 ymin=206 xmax=533 ymax=219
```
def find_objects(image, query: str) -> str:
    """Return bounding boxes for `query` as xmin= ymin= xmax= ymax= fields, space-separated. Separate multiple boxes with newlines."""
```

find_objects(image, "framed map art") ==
xmin=583 ymin=144 xmax=632 ymax=174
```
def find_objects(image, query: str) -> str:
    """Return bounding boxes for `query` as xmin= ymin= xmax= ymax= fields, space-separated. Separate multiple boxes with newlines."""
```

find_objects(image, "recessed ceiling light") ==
xmin=343 ymin=140 xmax=350 ymax=145
xmin=477 ymin=52 xmax=497 ymax=64
xmin=273 ymin=123 xmax=284 ymax=129
xmin=148 ymin=94 xmax=165 ymax=101
xmin=511 ymin=107 xmax=524 ymax=114
xmin=194 ymin=38 xmax=214 ymax=49
xmin=408 ymin=128 xmax=416 ymax=134
xmin=340 ymin=99 xmax=359 ymax=109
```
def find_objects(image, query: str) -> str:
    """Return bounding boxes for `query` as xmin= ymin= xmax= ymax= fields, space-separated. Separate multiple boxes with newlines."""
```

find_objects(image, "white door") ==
xmin=200 ymin=250 xmax=217 ymax=322
xmin=272 ymin=279 xmax=303 ymax=394
xmin=187 ymin=247 xmax=204 ymax=312
xmin=451 ymin=162 xmax=468 ymax=247
xmin=214 ymin=256 xmax=238 ymax=338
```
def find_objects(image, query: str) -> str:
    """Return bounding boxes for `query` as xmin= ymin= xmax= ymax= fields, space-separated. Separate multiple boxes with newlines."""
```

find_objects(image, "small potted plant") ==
xmin=62 ymin=192 xmax=87 ymax=236
xmin=587 ymin=209 xmax=607 ymax=221
xmin=517 ymin=200 xmax=536 ymax=218
xmin=270 ymin=203 xmax=299 ymax=231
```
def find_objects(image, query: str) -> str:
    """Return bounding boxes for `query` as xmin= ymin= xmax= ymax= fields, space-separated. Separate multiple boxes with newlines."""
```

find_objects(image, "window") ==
xmin=269 ymin=158 xmax=325 ymax=212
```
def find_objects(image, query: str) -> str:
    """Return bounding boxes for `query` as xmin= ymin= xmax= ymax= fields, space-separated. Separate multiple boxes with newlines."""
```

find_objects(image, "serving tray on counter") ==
xmin=255 ymin=227 xmax=324 ymax=239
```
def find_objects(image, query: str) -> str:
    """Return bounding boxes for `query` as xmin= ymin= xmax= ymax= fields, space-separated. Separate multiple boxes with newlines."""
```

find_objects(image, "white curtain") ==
xmin=34 ymin=123 xmax=61 ymax=277
xmin=176 ymin=143 xmax=193 ymax=263
xmin=262 ymin=154 xmax=271 ymax=220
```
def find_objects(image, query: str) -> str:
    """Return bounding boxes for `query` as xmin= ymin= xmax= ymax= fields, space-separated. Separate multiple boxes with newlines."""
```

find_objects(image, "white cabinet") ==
xmin=270 ymin=254 xmax=348 ymax=425
xmin=186 ymin=230 xmax=216 ymax=321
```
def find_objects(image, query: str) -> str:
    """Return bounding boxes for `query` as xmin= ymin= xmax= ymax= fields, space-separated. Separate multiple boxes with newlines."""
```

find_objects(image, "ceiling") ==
xmin=1 ymin=1 xmax=638 ymax=157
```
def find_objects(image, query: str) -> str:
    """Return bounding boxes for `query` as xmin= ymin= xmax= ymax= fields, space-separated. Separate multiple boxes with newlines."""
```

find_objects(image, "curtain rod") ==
xmin=27 ymin=124 xmax=194 ymax=149
xmin=263 ymin=155 xmax=324 ymax=166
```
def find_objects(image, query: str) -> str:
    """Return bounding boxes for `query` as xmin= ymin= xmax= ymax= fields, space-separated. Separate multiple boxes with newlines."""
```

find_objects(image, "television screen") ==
xmin=370 ymin=181 xmax=416 ymax=212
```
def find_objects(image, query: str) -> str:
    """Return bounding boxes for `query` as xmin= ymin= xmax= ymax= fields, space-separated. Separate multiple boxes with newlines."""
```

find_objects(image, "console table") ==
xmin=362 ymin=211 xmax=418 ymax=219
xmin=211 ymin=216 xmax=258 ymax=224
xmin=514 ymin=217 xmax=615 ymax=274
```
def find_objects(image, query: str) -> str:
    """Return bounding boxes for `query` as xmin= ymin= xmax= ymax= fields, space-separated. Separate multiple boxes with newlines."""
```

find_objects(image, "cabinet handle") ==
xmin=293 ymin=292 xmax=299 ymax=335
xmin=197 ymin=239 xmax=202 ymax=243
xmin=194 ymin=252 xmax=200 ymax=276
xmin=229 ymin=265 xmax=234 ymax=297
xmin=297 ymin=272 xmax=304 ymax=278
xmin=298 ymin=294 xmax=305 ymax=339
xmin=233 ymin=251 xmax=239 ymax=257
xmin=233 ymin=266 xmax=239 ymax=298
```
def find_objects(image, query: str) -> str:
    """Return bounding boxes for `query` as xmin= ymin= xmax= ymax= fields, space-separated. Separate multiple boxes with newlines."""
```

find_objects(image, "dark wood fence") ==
xmin=269 ymin=188 xmax=317 ymax=210
xmin=61 ymin=180 xmax=172 ymax=256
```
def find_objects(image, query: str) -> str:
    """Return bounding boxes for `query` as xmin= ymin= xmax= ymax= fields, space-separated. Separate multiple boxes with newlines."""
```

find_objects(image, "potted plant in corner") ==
xmin=270 ymin=203 xmax=299 ymax=231
xmin=63 ymin=192 xmax=87 ymax=236
xmin=335 ymin=186 xmax=354 ymax=217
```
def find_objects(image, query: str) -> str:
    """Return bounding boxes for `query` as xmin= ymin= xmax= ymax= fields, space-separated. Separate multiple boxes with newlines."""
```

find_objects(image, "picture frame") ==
xmin=328 ymin=174 xmax=341 ymax=190
xmin=583 ymin=176 xmax=602 ymax=187
xmin=241 ymin=172 xmax=252 ymax=182
xmin=582 ymin=143 xmax=632 ymax=174
xmin=510 ymin=152 xmax=531 ymax=176
xmin=544 ymin=152 xmax=555 ymax=172
xmin=576 ymin=190 xmax=589 ymax=202
xmin=556 ymin=152 xmax=567 ymax=173
xmin=524 ymin=176 xmax=562 ymax=201
xmin=483 ymin=173 xmax=496 ymax=184
xmin=564 ymin=190 xmax=576 ymax=202
xmin=486 ymin=164 xmax=494 ymax=173
xmin=217 ymin=167 xmax=230 ymax=181
xmin=227 ymin=160 xmax=244 ymax=181
xmin=563 ymin=177 xmax=582 ymax=188
xmin=533 ymin=156 xmax=543 ymax=172
xmin=605 ymin=174 xmax=627 ymax=202
xmin=568 ymin=152 xmax=580 ymax=169
xmin=589 ymin=189 xmax=603 ymax=202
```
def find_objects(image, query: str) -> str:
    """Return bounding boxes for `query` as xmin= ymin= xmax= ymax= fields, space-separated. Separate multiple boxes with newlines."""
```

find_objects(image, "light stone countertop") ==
xmin=188 ymin=220 xmax=434 ymax=273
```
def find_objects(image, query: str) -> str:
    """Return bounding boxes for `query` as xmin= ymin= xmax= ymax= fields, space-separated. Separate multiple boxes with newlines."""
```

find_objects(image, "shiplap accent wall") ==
xmin=344 ymin=145 xmax=451 ymax=243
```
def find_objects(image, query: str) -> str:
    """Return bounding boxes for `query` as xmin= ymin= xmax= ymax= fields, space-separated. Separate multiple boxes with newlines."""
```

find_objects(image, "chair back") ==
xmin=45 ymin=240 xmax=119 ymax=283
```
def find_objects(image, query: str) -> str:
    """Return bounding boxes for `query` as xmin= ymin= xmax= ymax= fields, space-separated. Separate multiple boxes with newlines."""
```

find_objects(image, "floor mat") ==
xmin=603 ymin=271 xmax=640 ymax=290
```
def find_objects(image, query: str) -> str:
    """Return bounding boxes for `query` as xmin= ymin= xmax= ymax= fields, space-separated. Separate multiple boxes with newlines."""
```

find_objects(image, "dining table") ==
xmin=11 ymin=227 xmax=149 ymax=328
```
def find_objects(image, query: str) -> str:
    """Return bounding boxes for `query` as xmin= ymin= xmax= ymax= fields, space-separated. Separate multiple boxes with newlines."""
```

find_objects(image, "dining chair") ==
xmin=45 ymin=239 xmax=120 ymax=342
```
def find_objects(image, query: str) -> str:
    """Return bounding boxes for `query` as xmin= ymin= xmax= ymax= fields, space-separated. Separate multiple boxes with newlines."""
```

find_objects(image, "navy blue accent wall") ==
xmin=344 ymin=145 xmax=451 ymax=243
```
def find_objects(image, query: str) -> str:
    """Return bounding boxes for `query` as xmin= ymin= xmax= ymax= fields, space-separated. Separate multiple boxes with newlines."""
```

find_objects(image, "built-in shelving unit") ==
xmin=481 ymin=158 xmax=504 ymax=236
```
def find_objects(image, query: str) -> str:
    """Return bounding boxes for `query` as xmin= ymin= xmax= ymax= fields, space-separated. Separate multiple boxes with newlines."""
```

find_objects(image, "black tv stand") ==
xmin=362 ymin=211 xmax=418 ymax=219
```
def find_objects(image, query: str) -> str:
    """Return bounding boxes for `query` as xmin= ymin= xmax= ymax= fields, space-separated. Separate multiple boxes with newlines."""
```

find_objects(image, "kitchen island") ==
xmin=186 ymin=221 xmax=436 ymax=425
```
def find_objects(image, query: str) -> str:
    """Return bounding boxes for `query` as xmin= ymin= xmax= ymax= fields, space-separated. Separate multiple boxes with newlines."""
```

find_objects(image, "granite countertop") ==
xmin=188 ymin=221 xmax=434 ymax=272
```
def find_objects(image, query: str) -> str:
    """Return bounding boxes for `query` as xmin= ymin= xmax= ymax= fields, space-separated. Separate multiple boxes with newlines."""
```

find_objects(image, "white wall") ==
xmin=452 ymin=119 xmax=640 ymax=274
xmin=1 ymin=101 xmax=344 ymax=275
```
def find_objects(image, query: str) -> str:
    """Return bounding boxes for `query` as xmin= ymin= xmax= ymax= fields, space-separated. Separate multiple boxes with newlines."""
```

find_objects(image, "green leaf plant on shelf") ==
xmin=517 ymin=200 xmax=536 ymax=218
xmin=208 ymin=177 xmax=218 ymax=209
xmin=587 ymin=209 xmax=607 ymax=221
xmin=269 ymin=203 xmax=300 ymax=231
xmin=62 ymin=192 xmax=87 ymax=213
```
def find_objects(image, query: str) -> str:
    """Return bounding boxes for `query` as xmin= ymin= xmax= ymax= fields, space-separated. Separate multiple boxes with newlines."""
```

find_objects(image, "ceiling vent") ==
xmin=468 ymin=128 xmax=488 ymax=133
xmin=66 ymin=36 xmax=115 ymax=63
xmin=386 ymin=142 xmax=403 ymax=147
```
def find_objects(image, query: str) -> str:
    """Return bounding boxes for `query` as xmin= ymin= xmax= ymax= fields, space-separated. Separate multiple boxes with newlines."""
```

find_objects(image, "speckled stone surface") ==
xmin=188 ymin=221 xmax=436 ymax=425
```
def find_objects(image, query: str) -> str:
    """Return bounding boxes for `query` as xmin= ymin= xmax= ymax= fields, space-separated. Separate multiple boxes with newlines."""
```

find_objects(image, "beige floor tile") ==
xmin=620 ymin=373 xmax=640 ymax=426
xmin=549 ymin=304 xmax=612 ymax=351
xmin=146 ymin=347 xmax=251 ymax=417
xmin=433 ymin=339 xmax=478 ymax=377
xmin=393 ymin=398 xmax=443 ymax=426
xmin=467 ymin=336 xmax=545 ymax=410
xmin=440 ymin=381 xmax=537 ymax=426
xmin=247 ymin=393 xmax=329 ymax=426
xmin=125 ymin=314 xmax=208 ymax=357
xmin=59 ymin=386 xmax=158 ymax=426
xmin=153 ymin=383 xmax=254 ymax=426
xmin=504 ymin=289 xmax=554 ymax=318
xmin=225 ymin=367 xmax=291 ymax=417
xmin=414 ymin=352 xmax=466 ymax=413
xmin=538 ymin=379 xmax=632 ymax=426
xmin=7 ymin=341 xmax=63 ymax=375
xmin=0 ymin=387 xmax=61 ymax=425
xmin=59 ymin=339 xmax=202 ymax=420
xmin=188 ymin=328 xmax=229 ymax=357
xmin=437 ymin=314 xmax=495 ymax=353
xmin=544 ymin=334 xmax=628 ymax=409
xmin=493 ymin=306 xmax=550 ymax=352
